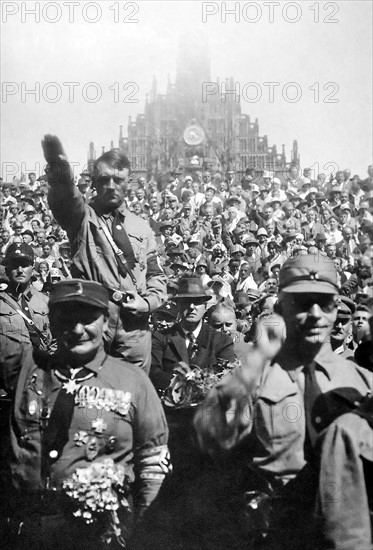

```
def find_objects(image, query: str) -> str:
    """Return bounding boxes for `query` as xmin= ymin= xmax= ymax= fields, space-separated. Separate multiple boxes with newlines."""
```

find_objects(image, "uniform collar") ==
xmin=53 ymin=347 xmax=108 ymax=375
xmin=92 ymin=198 xmax=128 ymax=219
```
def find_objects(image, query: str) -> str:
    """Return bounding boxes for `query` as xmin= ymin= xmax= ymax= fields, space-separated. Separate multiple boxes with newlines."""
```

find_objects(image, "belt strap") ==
xmin=1 ymin=294 xmax=49 ymax=348
xmin=97 ymin=216 xmax=139 ymax=290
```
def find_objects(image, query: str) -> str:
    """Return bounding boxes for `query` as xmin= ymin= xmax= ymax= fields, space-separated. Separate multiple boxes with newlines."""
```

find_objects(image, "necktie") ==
xmin=187 ymin=332 xmax=198 ymax=362
xmin=303 ymin=361 xmax=322 ymax=460
xmin=42 ymin=367 xmax=94 ymax=463
xmin=111 ymin=210 xmax=136 ymax=272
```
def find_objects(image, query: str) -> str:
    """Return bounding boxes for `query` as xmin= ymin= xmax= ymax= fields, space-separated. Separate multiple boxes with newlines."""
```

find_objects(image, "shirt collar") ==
xmin=53 ymin=347 xmax=108 ymax=375
xmin=180 ymin=320 xmax=203 ymax=340
xmin=275 ymin=342 xmax=336 ymax=381
xmin=92 ymin=199 xmax=128 ymax=219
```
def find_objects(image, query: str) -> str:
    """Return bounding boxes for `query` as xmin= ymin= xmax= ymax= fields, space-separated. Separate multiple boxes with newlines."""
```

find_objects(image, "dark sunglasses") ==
xmin=291 ymin=294 xmax=336 ymax=313
xmin=8 ymin=258 xmax=33 ymax=269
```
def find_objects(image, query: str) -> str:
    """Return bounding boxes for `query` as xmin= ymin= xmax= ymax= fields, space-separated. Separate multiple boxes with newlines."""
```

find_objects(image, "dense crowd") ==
xmin=0 ymin=149 xmax=373 ymax=550
xmin=1 ymin=164 xmax=372 ymax=347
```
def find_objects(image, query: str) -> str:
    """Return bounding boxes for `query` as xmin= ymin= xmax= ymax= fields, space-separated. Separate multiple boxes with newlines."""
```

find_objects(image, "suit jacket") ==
xmin=150 ymin=322 xmax=235 ymax=391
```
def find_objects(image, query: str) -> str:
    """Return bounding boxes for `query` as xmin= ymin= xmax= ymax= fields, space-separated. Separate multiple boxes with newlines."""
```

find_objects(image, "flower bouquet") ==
xmin=162 ymin=358 xmax=240 ymax=409
xmin=62 ymin=458 xmax=131 ymax=548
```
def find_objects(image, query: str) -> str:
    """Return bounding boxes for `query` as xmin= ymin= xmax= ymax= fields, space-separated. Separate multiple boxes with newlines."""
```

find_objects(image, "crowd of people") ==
xmin=0 ymin=135 xmax=372 ymax=550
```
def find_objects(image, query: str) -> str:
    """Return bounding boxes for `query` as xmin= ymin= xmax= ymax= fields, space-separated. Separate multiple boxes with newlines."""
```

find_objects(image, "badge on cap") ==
xmin=309 ymin=270 xmax=319 ymax=280
xmin=75 ymin=282 xmax=83 ymax=295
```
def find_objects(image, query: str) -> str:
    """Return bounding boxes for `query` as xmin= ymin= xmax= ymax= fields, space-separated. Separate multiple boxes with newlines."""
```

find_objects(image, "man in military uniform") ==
xmin=0 ymin=279 xmax=170 ymax=550
xmin=42 ymin=135 xmax=167 ymax=373
xmin=195 ymin=254 xmax=372 ymax=550
xmin=0 ymin=242 xmax=51 ymax=357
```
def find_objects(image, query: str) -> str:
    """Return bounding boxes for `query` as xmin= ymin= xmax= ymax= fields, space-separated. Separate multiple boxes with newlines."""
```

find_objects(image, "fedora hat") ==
xmin=174 ymin=277 xmax=211 ymax=300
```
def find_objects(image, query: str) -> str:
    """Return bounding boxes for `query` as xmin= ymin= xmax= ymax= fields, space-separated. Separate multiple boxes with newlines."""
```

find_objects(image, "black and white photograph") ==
xmin=1 ymin=1 xmax=372 ymax=549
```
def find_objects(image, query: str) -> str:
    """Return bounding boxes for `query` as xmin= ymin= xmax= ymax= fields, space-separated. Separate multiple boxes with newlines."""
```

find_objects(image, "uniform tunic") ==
xmin=48 ymin=183 xmax=167 ymax=372
xmin=7 ymin=346 xmax=169 ymax=503
xmin=194 ymin=344 xmax=373 ymax=549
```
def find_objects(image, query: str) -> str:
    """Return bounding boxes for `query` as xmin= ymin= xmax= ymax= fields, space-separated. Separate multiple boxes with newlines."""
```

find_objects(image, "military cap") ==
xmin=336 ymin=295 xmax=356 ymax=315
xmin=358 ymin=201 xmax=369 ymax=210
xmin=23 ymin=205 xmax=36 ymax=213
xmin=4 ymin=243 xmax=34 ymax=265
xmin=279 ymin=254 xmax=339 ymax=294
xmin=257 ymin=228 xmax=268 ymax=236
xmin=159 ymin=220 xmax=174 ymax=231
xmin=174 ymin=277 xmax=211 ymax=300
xmin=155 ymin=300 xmax=178 ymax=320
xmin=49 ymin=279 xmax=109 ymax=310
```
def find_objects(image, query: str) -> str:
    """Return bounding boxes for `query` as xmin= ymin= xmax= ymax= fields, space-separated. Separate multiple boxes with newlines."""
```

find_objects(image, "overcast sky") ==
xmin=1 ymin=0 xmax=372 ymax=181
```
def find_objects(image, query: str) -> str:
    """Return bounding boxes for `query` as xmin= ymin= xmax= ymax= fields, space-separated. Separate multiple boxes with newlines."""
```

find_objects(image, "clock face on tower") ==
xmin=183 ymin=123 xmax=206 ymax=146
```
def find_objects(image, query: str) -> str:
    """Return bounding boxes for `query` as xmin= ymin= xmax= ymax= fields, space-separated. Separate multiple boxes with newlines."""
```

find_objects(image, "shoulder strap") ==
xmin=96 ymin=216 xmax=139 ymax=290
xmin=1 ymin=293 xmax=48 ymax=348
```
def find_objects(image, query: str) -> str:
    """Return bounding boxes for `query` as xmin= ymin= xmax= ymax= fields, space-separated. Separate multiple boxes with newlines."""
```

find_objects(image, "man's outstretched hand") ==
xmin=41 ymin=135 xmax=73 ymax=185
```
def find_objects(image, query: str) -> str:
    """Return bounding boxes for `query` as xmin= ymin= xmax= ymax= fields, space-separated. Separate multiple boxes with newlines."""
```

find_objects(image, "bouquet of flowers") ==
xmin=163 ymin=358 xmax=240 ymax=409
xmin=62 ymin=458 xmax=131 ymax=547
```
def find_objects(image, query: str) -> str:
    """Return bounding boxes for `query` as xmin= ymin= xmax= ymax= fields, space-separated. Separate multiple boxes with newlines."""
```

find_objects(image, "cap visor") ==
xmin=50 ymin=295 xmax=108 ymax=309
xmin=280 ymin=281 xmax=338 ymax=294
xmin=174 ymin=294 xmax=211 ymax=300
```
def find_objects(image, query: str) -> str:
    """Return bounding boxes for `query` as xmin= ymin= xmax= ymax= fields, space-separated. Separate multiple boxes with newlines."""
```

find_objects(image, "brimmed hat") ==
xmin=171 ymin=260 xmax=189 ymax=270
xmin=283 ymin=229 xmax=298 ymax=242
xmin=173 ymin=277 xmax=211 ymax=300
xmin=4 ymin=243 xmax=34 ymax=265
xmin=226 ymin=195 xmax=241 ymax=204
xmin=279 ymin=254 xmax=338 ymax=294
xmin=257 ymin=228 xmax=268 ymax=236
xmin=231 ymin=244 xmax=245 ymax=255
xmin=50 ymin=279 xmax=109 ymax=310
xmin=242 ymin=233 xmax=258 ymax=245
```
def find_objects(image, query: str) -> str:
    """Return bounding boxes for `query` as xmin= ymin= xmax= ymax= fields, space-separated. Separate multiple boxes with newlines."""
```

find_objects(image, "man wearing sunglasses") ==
xmin=195 ymin=253 xmax=372 ymax=550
